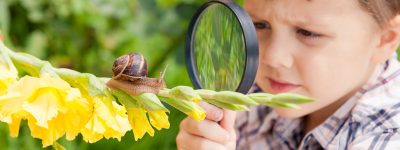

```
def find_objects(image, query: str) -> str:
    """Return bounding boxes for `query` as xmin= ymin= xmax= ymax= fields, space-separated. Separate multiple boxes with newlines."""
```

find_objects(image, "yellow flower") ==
xmin=0 ymin=76 xmax=91 ymax=147
xmin=63 ymin=89 xmax=92 ymax=140
xmin=80 ymin=97 xmax=130 ymax=143
xmin=56 ymin=70 xmax=131 ymax=143
xmin=109 ymin=88 xmax=169 ymax=140
xmin=148 ymin=110 xmax=169 ymax=130
xmin=27 ymin=114 xmax=66 ymax=147
xmin=8 ymin=109 xmax=28 ymax=137
xmin=127 ymin=108 xmax=154 ymax=141
xmin=0 ymin=93 xmax=24 ymax=127
xmin=187 ymin=110 xmax=206 ymax=121
xmin=0 ymin=73 xmax=15 ymax=95
xmin=0 ymin=56 xmax=17 ymax=95
xmin=161 ymin=97 xmax=206 ymax=121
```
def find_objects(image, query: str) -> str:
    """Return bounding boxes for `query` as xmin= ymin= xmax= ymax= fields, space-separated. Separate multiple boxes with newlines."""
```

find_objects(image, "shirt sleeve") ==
xmin=349 ymin=129 xmax=400 ymax=150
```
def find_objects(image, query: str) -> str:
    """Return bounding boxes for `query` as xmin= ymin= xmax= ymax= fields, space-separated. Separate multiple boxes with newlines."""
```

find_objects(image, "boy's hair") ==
xmin=359 ymin=0 xmax=400 ymax=27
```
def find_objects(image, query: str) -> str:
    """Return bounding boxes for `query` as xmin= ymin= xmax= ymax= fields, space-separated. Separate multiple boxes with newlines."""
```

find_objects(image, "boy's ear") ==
xmin=372 ymin=15 xmax=400 ymax=63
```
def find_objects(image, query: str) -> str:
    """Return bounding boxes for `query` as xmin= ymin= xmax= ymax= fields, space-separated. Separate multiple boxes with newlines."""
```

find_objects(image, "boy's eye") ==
xmin=296 ymin=28 xmax=322 ymax=38
xmin=253 ymin=21 xmax=271 ymax=30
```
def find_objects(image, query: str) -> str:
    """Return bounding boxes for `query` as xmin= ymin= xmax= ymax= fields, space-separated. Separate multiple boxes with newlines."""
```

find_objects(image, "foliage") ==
xmin=0 ymin=0 xmax=207 ymax=149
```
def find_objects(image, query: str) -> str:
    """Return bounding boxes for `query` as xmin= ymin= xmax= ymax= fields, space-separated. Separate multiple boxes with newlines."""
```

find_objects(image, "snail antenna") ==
xmin=160 ymin=64 xmax=169 ymax=78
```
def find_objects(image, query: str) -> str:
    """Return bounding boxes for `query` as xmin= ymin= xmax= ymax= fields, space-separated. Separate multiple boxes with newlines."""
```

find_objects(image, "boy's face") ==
xmin=245 ymin=0 xmax=382 ymax=118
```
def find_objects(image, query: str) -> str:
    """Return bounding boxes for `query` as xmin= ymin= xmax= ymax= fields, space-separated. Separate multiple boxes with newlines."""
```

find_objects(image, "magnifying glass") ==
xmin=186 ymin=0 xmax=259 ymax=94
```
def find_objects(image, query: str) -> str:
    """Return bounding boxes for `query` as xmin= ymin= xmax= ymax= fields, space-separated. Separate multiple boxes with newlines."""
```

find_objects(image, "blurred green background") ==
xmin=0 ymin=0 xmax=209 ymax=149
xmin=0 ymin=0 xmax=398 ymax=149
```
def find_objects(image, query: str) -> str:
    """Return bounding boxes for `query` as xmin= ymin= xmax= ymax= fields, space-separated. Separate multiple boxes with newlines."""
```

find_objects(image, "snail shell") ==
xmin=107 ymin=52 xmax=166 ymax=95
xmin=112 ymin=52 xmax=148 ymax=81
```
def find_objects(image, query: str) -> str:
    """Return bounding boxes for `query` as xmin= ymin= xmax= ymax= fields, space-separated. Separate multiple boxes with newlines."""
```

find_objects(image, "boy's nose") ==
xmin=261 ymin=35 xmax=294 ymax=69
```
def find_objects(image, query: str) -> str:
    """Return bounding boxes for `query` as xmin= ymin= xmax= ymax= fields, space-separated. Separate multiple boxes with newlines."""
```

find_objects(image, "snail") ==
xmin=106 ymin=52 xmax=166 ymax=95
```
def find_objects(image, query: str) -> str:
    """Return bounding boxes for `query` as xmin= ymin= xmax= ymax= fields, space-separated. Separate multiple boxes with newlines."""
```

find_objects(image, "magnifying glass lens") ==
xmin=186 ymin=0 xmax=259 ymax=94
xmin=193 ymin=3 xmax=246 ymax=91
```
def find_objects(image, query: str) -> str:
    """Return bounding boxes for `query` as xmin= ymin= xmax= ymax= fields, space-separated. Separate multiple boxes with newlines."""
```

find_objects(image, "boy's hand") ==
xmin=176 ymin=102 xmax=237 ymax=150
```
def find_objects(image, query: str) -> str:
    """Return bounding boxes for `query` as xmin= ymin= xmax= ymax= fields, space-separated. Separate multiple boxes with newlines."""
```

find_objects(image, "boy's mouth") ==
xmin=267 ymin=78 xmax=300 ymax=93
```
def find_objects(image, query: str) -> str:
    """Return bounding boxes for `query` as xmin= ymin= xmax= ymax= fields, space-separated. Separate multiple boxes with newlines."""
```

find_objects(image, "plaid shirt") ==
xmin=235 ymin=54 xmax=400 ymax=150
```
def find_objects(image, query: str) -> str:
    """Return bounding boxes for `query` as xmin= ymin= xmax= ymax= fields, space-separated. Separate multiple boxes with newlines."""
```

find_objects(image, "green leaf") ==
xmin=110 ymin=88 xmax=139 ymax=108
xmin=203 ymin=99 xmax=248 ymax=111
xmin=55 ymin=68 xmax=108 ymax=96
xmin=159 ymin=97 xmax=205 ymax=121
xmin=248 ymin=93 xmax=274 ymax=104
xmin=271 ymin=93 xmax=314 ymax=104
xmin=132 ymin=93 xmax=169 ymax=112
xmin=169 ymin=86 xmax=202 ymax=102
xmin=213 ymin=91 xmax=258 ymax=105
xmin=261 ymin=101 xmax=300 ymax=109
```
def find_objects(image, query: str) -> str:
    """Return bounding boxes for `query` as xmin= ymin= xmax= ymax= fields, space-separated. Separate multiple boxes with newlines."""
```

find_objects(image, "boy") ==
xmin=177 ymin=0 xmax=400 ymax=149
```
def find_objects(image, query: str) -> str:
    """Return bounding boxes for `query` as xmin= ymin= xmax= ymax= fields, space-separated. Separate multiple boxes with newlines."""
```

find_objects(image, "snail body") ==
xmin=107 ymin=52 xmax=166 ymax=95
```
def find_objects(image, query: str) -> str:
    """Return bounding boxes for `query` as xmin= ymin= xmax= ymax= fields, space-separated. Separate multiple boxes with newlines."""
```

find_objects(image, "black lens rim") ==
xmin=185 ymin=0 xmax=259 ymax=94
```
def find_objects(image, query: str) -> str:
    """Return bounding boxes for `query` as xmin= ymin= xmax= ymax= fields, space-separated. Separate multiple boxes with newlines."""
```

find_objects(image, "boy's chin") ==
xmin=273 ymin=108 xmax=311 ymax=119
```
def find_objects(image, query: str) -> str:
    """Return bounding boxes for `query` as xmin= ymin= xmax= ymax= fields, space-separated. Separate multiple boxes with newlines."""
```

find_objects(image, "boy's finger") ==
xmin=198 ymin=102 xmax=223 ymax=122
xmin=220 ymin=109 xmax=236 ymax=131
xmin=177 ymin=131 xmax=227 ymax=150
xmin=180 ymin=117 xmax=231 ymax=144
